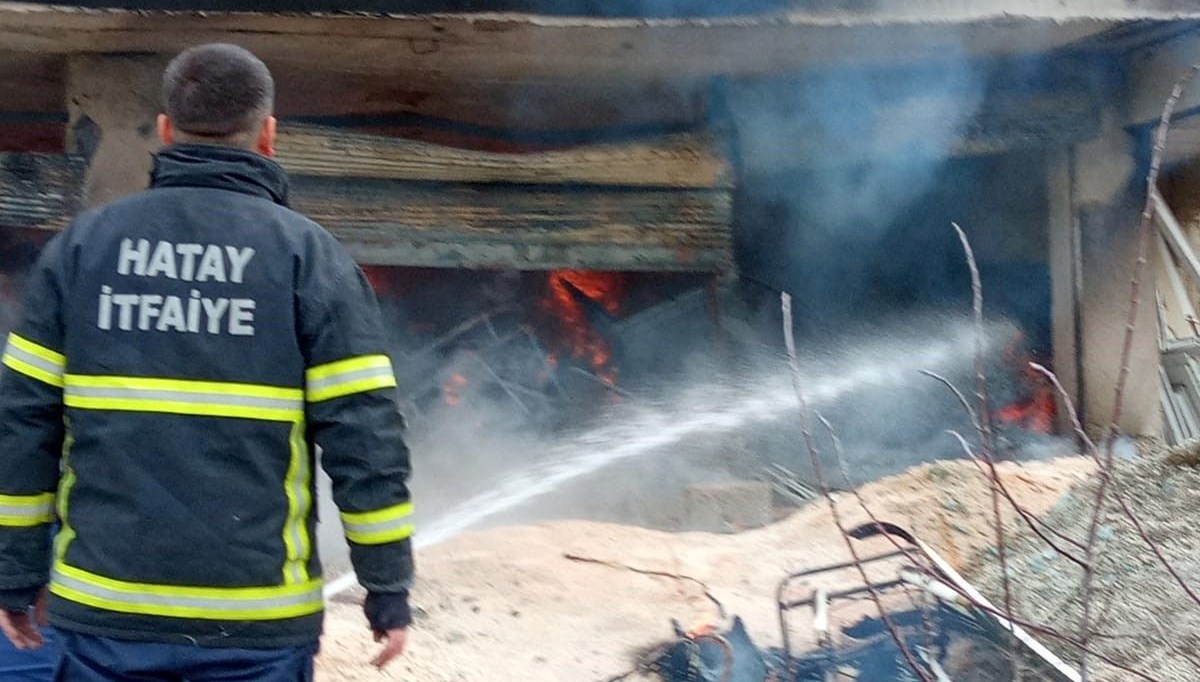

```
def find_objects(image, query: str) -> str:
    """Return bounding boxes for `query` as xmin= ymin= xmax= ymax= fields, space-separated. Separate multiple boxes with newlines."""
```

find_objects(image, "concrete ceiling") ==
xmin=0 ymin=2 xmax=1198 ymax=135
xmin=0 ymin=2 xmax=1195 ymax=83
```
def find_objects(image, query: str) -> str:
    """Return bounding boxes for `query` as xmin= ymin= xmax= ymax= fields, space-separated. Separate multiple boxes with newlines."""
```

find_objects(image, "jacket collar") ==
xmin=150 ymin=144 xmax=290 ymax=206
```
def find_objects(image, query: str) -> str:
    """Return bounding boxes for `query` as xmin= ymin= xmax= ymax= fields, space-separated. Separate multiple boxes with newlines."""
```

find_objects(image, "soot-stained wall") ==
xmin=735 ymin=151 xmax=1053 ymax=358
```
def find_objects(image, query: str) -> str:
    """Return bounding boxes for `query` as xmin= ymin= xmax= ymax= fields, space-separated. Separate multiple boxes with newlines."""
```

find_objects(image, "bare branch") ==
xmin=815 ymin=411 xmax=938 ymax=652
xmin=923 ymin=368 xmax=1087 ymax=552
xmin=946 ymin=431 xmax=1087 ymax=568
xmin=1029 ymin=363 xmax=1097 ymax=453
xmin=950 ymin=222 xmax=1019 ymax=680
xmin=1032 ymin=362 xmax=1200 ymax=607
xmin=781 ymin=292 xmax=934 ymax=682
xmin=920 ymin=369 xmax=982 ymax=431
xmin=1080 ymin=66 xmax=1200 ymax=681
xmin=563 ymin=553 xmax=727 ymax=621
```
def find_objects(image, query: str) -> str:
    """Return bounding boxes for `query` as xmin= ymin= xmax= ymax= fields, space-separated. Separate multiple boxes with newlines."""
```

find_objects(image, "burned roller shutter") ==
xmin=274 ymin=125 xmax=735 ymax=273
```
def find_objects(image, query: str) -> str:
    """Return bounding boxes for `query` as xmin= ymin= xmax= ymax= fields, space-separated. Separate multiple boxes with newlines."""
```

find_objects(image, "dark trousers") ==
xmin=53 ymin=631 xmax=317 ymax=682
xmin=0 ymin=627 xmax=59 ymax=682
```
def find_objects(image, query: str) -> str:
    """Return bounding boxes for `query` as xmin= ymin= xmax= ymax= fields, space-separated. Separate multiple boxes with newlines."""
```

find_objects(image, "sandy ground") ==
xmin=315 ymin=456 xmax=1093 ymax=681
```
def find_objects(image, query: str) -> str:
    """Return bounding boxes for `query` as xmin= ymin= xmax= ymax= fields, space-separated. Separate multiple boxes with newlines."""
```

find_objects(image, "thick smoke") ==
xmin=318 ymin=307 xmax=1063 ymax=579
xmin=317 ymin=48 xmax=1067 ymax=571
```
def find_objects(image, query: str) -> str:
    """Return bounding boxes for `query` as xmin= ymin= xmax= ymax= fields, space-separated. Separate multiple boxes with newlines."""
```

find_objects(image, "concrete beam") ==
xmin=1048 ymin=149 xmax=1082 ymax=434
xmin=0 ymin=4 xmax=1145 ymax=82
xmin=6 ymin=0 xmax=1197 ymax=18
xmin=1128 ymin=28 xmax=1200 ymax=128
xmin=65 ymin=54 xmax=164 ymax=207
xmin=1070 ymin=115 xmax=1163 ymax=436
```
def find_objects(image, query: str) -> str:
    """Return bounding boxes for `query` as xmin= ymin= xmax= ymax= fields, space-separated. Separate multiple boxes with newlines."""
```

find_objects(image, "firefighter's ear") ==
xmin=156 ymin=114 xmax=175 ymax=146
xmin=257 ymin=115 xmax=277 ymax=158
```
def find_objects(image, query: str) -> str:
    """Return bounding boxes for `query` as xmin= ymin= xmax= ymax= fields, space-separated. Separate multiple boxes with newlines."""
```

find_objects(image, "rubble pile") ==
xmin=974 ymin=441 xmax=1200 ymax=682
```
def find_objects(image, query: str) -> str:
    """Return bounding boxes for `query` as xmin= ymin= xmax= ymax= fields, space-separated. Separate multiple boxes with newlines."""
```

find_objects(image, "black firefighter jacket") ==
xmin=0 ymin=144 xmax=414 ymax=647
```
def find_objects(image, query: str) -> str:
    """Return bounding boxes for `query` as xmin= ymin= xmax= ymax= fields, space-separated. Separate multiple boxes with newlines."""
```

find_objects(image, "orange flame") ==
xmin=541 ymin=270 xmax=623 ymax=383
xmin=443 ymin=373 xmax=468 ymax=407
xmin=996 ymin=359 xmax=1056 ymax=434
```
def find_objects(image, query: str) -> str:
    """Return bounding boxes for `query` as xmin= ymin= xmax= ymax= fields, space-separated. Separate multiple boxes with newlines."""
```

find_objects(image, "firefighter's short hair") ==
xmin=162 ymin=43 xmax=275 ymax=140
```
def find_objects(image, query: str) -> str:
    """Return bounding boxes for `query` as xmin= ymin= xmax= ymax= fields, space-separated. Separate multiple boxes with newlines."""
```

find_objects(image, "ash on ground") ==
xmin=972 ymin=439 xmax=1200 ymax=682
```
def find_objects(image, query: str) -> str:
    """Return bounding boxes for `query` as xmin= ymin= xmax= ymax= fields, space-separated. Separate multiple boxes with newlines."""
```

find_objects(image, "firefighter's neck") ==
xmin=157 ymin=114 xmax=277 ymax=158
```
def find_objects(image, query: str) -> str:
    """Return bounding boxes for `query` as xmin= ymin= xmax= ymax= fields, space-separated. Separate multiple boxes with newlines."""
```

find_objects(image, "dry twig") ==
xmin=1031 ymin=362 xmax=1200 ymax=611
xmin=815 ymin=411 xmax=940 ymax=659
xmin=945 ymin=430 xmax=1087 ymax=569
xmin=781 ymin=292 xmax=934 ymax=682
xmin=950 ymin=222 xmax=1020 ymax=680
xmin=923 ymin=369 xmax=1087 ymax=554
xmin=1080 ymin=65 xmax=1200 ymax=681
xmin=562 ymin=553 xmax=727 ymax=621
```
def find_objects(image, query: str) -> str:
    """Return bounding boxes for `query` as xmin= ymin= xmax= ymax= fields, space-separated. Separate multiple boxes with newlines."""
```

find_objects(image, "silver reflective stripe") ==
xmin=3 ymin=341 xmax=64 ymax=380
xmin=50 ymin=568 xmax=322 ymax=612
xmin=0 ymin=502 xmax=53 ymax=517
xmin=0 ymin=502 xmax=54 ymax=523
xmin=306 ymin=366 xmax=393 ymax=393
xmin=65 ymin=386 xmax=302 ymax=411
xmin=343 ymin=516 xmax=413 ymax=538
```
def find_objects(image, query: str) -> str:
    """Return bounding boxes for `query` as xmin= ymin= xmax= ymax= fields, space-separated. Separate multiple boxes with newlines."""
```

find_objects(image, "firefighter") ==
xmin=0 ymin=44 xmax=414 ymax=680
xmin=0 ymin=243 xmax=59 ymax=680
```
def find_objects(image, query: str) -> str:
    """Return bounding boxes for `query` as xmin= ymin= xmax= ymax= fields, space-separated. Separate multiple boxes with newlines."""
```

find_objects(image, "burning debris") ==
xmin=541 ymin=269 xmax=625 ymax=385
xmin=633 ymin=524 xmax=1080 ymax=682
xmin=367 ymin=267 xmax=714 ymax=431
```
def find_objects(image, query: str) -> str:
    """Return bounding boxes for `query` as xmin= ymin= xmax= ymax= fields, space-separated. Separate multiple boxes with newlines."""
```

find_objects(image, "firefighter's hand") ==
xmin=0 ymin=590 xmax=47 ymax=650
xmin=371 ymin=627 xmax=408 ymax=668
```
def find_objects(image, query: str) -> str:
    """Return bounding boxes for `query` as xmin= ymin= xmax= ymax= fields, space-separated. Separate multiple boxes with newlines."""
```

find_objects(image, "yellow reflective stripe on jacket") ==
xmin=305 ymin=355 xmax=396 ymax=403
xmin=63 ymin=375 xmax=303 ymax=422
xmin=2 ymin=333 xmax=65 ymax=388
xmin=281 ymin=420 xmax=312 ymax=585
xmin=0 ymin=492 xmax=56 ymax=527
xmin=341 ymin=501 xmax=414 ymax=545
xmin=49 ymin=562 xmax=324 ymax=621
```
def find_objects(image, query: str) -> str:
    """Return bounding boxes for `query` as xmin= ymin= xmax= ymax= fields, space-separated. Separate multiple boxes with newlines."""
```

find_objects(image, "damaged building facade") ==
xmin=2 ymin=0 xmax=1200 ymax=443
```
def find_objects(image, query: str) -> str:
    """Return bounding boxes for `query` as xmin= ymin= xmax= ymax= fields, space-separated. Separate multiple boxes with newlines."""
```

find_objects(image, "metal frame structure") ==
xmin=773 ymin=522 xmax=1081 ymax=682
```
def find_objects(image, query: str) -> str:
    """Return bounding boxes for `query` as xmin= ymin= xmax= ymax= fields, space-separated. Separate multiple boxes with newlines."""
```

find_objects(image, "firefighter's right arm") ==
xmin=0 ymin=236 xmax=66 ymax=613
xmin=296 ymin=229 xmax=414 ymax=634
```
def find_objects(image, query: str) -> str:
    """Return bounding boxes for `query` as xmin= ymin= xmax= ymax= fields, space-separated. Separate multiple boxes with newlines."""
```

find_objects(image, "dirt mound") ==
xmin=315 ymin=456 xmax=1092 ymax=681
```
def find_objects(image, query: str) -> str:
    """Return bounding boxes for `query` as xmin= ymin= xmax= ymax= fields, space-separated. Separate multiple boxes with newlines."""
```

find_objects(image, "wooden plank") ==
xmin=334 ymin=235 xmax=731 ymax=271
xmin=1156 ymin=232 xmax=1197 ymax=339
xmin=0 ymin=153 xmax=85 ymax=229
xmin=272 ymin=75 xmax=708 ymax=131
xmin=0 ymin=153 xmax=734 ymax=272
xmin=276 ymin=125 xmax=732 ymax=188
xmin=290 ymin=176 xmax=733 ymax=271
xmin=1154 ymin=188 xmax=1200 ymax=288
